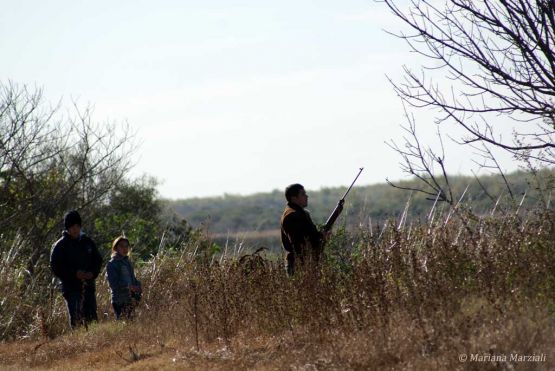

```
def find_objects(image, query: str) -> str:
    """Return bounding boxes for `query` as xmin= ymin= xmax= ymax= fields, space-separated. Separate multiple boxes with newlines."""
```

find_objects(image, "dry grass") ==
xmin=210 ymin=229 xmax=280 ymax=240
xmin=1 ymin=209 xmax=554 ymax=370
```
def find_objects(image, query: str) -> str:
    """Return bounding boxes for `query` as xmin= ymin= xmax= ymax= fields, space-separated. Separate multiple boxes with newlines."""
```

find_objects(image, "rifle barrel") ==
xmin=323 ymin=167 xmax=364 ymax=232
xmin=341 ymin=167 xmax=364 ymax=200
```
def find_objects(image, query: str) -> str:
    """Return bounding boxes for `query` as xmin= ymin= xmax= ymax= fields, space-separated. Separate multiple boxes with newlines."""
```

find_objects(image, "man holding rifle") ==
xmin=280 ymin=184 xmax=329 ymax=275
xmin=280 ymin=168 xmax=363 ymax=275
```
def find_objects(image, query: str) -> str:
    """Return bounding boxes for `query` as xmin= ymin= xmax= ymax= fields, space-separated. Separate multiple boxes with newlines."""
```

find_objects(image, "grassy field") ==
xmin=1 ymin=207 xmax=554 ymax=370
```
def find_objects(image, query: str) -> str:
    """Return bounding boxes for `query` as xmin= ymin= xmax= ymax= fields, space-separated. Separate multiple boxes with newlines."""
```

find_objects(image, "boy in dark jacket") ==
xmin=50 ymin=210 xmax=103 ymax=328
xmin=106 ymin=236 xmax=141 ymax=320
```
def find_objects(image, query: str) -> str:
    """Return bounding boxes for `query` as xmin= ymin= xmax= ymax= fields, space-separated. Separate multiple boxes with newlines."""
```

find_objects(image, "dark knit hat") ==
xmin=64 ymin=210 xmax=82 ymax=230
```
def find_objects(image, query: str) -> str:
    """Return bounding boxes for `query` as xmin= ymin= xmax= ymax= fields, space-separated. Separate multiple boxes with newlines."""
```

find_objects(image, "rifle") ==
xmin=322 ymin=167 xmax=364 ymax=232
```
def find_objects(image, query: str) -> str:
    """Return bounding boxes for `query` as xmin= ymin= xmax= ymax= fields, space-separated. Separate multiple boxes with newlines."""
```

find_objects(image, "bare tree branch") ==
xmin=381 ymin=0 xmax=555 ymax=161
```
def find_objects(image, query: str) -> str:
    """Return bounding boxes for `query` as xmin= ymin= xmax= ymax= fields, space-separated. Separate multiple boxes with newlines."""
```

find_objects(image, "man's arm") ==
xmin=50 ymin=241 xmax=74 ymax=282
xmin=304 ymin=212 xmax=325 ymax=250
xmin=88 ymin=239 xmax=103 ymax=279
xmin=283 ymin=212 xmax=311 ymax=252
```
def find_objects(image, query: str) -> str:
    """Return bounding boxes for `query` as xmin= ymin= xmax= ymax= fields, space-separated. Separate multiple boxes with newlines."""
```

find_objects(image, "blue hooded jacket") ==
xmin=106 ymin=254 xmax=141 ymax=304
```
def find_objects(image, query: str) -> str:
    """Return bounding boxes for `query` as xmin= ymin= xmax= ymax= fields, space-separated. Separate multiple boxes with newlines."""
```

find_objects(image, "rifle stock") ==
xmin=322 ymin=167 xmax=364 ymax=232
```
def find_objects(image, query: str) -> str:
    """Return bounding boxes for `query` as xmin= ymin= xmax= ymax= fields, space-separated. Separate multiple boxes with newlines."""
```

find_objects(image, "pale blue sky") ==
xmin=0 ymin=1 xmax=517 ymax=198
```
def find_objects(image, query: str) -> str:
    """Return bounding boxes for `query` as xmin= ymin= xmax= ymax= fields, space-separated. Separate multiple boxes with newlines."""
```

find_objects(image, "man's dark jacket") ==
xmin=280 ymin=202 xmax=323 ymax=261
xmin=50 ymin=232 xmax=103 ymax=292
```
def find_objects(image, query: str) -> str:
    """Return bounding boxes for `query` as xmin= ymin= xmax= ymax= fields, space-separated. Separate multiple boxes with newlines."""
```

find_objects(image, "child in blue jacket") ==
xmin=106 ymin=236 xmax=141 ymax=320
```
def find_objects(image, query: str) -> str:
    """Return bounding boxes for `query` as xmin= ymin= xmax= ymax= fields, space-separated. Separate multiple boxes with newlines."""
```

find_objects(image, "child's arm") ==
xmin=106 ymin=261 xmax=122 ymax=290
xmin=130 ymin=262 xmax=141 ymax=291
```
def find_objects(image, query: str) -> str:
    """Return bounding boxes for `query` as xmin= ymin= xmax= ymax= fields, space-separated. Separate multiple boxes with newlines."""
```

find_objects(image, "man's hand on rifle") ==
xmin=322 ymin=229 xmax=330 ymax=241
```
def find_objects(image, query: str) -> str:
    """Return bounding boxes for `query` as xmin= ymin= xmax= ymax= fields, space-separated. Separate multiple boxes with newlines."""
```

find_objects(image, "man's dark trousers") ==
xmin=62 ymin=282 xmax=97 ymax=328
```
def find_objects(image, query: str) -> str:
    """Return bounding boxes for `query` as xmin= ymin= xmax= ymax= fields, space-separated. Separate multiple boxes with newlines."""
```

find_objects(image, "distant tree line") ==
xmin=169 ymin=169 xmax=554 ymax=235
